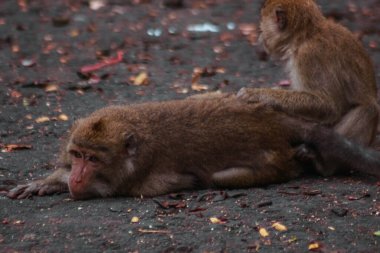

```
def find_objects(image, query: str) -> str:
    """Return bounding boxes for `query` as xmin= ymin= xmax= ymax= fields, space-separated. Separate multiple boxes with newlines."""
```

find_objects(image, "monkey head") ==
xmin=66 ymin=118 xmax=137 ymax=200
xmin=259 ymin=0 xmax=324 ymax=58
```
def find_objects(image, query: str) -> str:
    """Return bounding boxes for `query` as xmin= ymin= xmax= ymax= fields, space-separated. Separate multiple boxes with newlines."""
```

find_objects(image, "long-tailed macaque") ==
xmin=238 ymin=0 xmax=379 ymax=146
xmin=7 ymin=97 xmax=380 ymax=200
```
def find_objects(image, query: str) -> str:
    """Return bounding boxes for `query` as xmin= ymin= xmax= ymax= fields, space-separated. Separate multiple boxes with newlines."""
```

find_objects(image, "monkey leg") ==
xmin=7 ymin=168 xmax=69 ymax=199
xmin=334 ymin=104 xmax=379 ymax=146
xmin=211 ymin=165 xmax=301 ymax=189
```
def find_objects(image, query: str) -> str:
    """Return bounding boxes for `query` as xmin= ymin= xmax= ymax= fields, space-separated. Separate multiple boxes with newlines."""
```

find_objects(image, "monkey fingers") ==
xmin=7 ymin=180 xmax=68 ymax=199
xmin=237 ymin=87 xmax=263 ymax=103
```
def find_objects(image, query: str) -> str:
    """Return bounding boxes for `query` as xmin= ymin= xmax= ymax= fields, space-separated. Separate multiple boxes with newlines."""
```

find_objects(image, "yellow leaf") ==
xmin=35 ymin=116 xmax=50 ymax=123
xmin=131 ymin=216 xmax=139 ymax=223
xmin=133 ymin=72 xmax=149 ymax=86
xmin=272 ymin=222 xmax=287 ymax=232
xmin=259 ymin=227 xmax=269 ymax=237
xmin=58 ymin=114 xmax=69 ymax=121
xmin=210 ymin=217 xmax=221 ymax=224
xmin=287 ymin=236 xmax=297 ymax=243
xmin=191 ymin=83 xmax=209 ymax=91
xmin=45 ymin=84 xmax=59 ymax=92
xmin=308 ymin=242 xmax=320 ymax=250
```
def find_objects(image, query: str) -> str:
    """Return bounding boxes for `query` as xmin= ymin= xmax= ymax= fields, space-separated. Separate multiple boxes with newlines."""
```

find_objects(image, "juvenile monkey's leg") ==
xmin=7 ymin=168 xmax=70 ymax=199
xmin=334 ymin=104 xmax=379 ymax=146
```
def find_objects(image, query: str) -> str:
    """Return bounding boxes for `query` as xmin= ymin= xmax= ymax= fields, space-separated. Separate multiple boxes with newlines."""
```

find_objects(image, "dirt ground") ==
xmin=0 ymin=0 xmax=380 ymax=252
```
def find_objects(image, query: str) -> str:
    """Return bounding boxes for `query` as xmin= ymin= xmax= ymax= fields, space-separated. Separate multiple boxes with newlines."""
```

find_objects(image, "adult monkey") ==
xmin=7 ymin=97 xmax=380 ymax=200
xmin=238 ymin=0 xmax=379 ymax=146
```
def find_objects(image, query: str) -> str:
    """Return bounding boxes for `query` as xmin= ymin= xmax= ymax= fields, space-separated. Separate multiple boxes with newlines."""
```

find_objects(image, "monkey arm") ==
xmin=7 ymin=168 xmax=70 ymax=199
xmin=237 ymin=87 xmax=339 ymax=124
xmin=186 ymin=92 xmax=234 ymax=100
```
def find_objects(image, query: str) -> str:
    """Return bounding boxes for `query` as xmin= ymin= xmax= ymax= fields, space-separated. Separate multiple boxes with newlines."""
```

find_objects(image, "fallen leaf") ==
xmin=58 ymin=114 xmax=69 ymax=121
xmin=35 ymin=116 xmax=50 ymax=123
xmin=131 ymin=216 xmax=139 ymax=223
xmin=132 ymin=72 xmax=149 ymax=86
xmin=209 ymin=217 xmax=226 ymax=224
xmin=191 ymin=83 xmax=209 ymax=91
xmin=45 ymin=84 xmax=59 ymax=92
xmin=1 ymin=144 xmax=32 ymax=152
xmin=89 ymin=0 xmax=107 ymax=10
xmin=21 ymin=58 xmax=36 ymax=67
xmin=259 ymin=227 xmax=269 ymax=237
xmin=272 ymin=222 xmax=287 ymax=232
xmin=80 ymin=50 xmax=124 ymax=73
xmin=287 ymin=236 xmax=297 ymax=244
xmin=277 ymin=80 xmax=291 ymax=86
xmin=10 ymin=90 xmax=22 ymax=98
xmin=308 ymin=242 xmax=320 ymax=251
xmin=374 ymin=231 xmax=380 ymax=236
xmin=138 ymin=228 xmax=171 ymax=234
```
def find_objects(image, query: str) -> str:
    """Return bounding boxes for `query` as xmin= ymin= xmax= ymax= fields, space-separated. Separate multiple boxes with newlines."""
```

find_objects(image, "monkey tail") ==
xmin=302 ymin=125 xmax=380 ymax=178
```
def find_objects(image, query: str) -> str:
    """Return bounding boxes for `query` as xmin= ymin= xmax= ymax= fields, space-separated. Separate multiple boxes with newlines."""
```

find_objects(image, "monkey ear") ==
xmin=91 ymin=119 xmax=104 ymax=132
xmin=275 ymin=7 xmax=287 ymax=31
xmin=124 ymin=133 xmax=137 ymax=156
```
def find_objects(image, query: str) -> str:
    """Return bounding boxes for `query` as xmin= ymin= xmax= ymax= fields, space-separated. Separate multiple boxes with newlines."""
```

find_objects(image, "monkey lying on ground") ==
xmin=7 ymin=97 xmax=380 ymax=200
xmin=238 ymin=0 xmax=379 ymax=146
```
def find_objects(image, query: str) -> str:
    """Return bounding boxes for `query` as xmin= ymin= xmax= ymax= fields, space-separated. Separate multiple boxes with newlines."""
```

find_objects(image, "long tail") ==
xmin=303 ymin=125 xmax=380 ymax=178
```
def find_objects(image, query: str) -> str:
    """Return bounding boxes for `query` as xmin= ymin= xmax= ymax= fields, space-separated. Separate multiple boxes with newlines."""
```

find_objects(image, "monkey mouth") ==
xmin=69 ymin=182 xmax=113 ymax=200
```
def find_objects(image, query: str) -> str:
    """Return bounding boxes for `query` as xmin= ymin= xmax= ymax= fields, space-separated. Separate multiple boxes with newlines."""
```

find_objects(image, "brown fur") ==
xmin=238 ymin=0 xmax=379 ymax=146
xmin=7 ymin=97 xmax=380 ymax=199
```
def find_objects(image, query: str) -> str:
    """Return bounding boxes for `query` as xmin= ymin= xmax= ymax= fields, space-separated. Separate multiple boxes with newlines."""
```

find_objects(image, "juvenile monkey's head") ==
xmin=259 ymin=0 xmax=324 ymax=57
xmin=66 ymin=117 xmax=137 ymax=199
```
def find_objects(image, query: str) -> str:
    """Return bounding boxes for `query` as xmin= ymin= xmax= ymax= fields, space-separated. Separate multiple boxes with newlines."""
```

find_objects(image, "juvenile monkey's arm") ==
xmin=7 ymin=168 xmax=70 ymax=199
xmin=237 ymin=87 xmax=339 ymax=123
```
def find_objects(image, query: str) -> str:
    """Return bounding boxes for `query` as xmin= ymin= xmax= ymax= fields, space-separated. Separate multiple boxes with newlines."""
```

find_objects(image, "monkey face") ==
xmin=67 ymin=148 xmax=115 ymax=200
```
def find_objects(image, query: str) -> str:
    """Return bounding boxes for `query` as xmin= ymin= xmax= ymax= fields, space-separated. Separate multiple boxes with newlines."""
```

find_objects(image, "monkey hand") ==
xmin=7 ymin=179 xmax=68 ymax=199
xmin=237 ymin=87 xmax=264 ymax=103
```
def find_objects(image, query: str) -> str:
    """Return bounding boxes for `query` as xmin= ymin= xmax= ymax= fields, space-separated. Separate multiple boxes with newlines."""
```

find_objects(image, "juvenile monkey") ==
xmin=238 ymin=0 xmax=379 ymax=146
xmin=7 ymin=97 xmax=380 ymax=200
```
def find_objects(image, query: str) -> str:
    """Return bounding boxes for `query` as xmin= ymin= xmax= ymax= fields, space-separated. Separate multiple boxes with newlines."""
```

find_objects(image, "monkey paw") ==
xmin=237 ymin=87 xmax=261 ymax=103
xmin=7 ymin=180 xmax=68 ymax=199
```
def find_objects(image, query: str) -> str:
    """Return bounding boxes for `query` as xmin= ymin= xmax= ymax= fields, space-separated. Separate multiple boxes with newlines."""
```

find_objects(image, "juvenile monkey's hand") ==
xmin=7 ymin=180 xmax=68 ymax=199
xmin=237 ymin=87 xmax=263 ymax=103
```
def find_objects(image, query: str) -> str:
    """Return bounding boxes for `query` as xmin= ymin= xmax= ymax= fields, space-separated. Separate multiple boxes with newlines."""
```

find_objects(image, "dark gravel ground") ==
xmin=0 ymin=0 xmax=380 ymax=252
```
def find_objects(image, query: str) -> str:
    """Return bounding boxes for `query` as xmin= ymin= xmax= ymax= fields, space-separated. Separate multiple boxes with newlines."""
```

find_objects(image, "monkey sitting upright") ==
xmin=7 ymin=97 xmax=380 ymax=200
xmin=238 ymin=0 xmax=379 ymax=146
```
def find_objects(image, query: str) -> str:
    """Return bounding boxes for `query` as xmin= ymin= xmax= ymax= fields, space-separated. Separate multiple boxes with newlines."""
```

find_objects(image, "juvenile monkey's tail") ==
xmin=303 ymin=125 xmax=380 ymax=178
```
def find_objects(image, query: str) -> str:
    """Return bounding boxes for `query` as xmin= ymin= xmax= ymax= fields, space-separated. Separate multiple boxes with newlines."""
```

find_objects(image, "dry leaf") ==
xmin=191 ymin=83 xmax=209 ymax=91
xmin=35 ymin=116 xmax=50 ymax=123
xmin=132 ymin=72 xmax=149 ymax=86
xmin=308 ymin=242 xmax=320 ymax=250
xmin=2 ymin=144 xmax=32 ymax=152
xmin=259 ymin=227 xmax=269 ymax=237
xmin=58 ymin=114 xmax=69 ymax=121
xmin=209 ymin=217 xmax=226 ymax=224
xmin=287 ymin=236 xmax=297 ymax=243
xmin=10 ymin=90 xmax=22 ymax=98
xmin=131 ymin=216 xmax=139 ymax=223
xmin=45 ymin=84 xmax=59 ymax=92
xmin=272 ymin=222 xmax=287 ymax=232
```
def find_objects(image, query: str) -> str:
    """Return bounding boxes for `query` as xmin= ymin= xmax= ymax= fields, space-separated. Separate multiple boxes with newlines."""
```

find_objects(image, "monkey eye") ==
xmin=88 ymin=156 xmax=99 ymax=163
xmin=70 ymin=150 xmax=82 ymax=159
